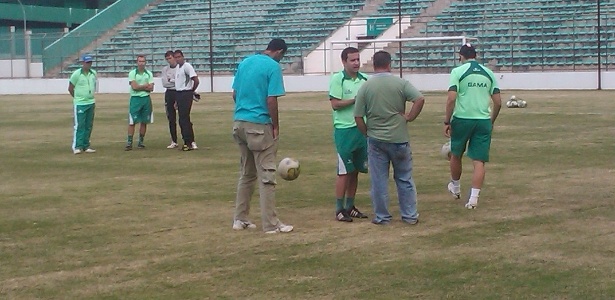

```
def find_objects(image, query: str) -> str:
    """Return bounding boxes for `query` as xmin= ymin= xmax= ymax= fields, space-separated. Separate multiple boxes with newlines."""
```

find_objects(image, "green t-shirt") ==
xmin=354 ymin=73 xmax=423 ymax=143
xmin=69 ymin=68 xmax=97 ymax=105
xmin=328 ymin=70 xmax=368 ymax=129
xmin=128 ymin=68 xmax=154 ymax=97
xmin=448 ymin=60 xmax=500 ymax=119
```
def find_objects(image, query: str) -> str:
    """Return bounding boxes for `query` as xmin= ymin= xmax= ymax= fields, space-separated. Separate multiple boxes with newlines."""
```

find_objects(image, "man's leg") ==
xmin=177 ymin=92 xmax=195 ymax=147
xmin=233 ymin=123 xmax=257 ymax=224
xmin=165 ymin=90 xmax=178 ymax=144
xmin=465 ymin=119 xmax=492 ymax=208
xmin=391 ymin=142 xmax=419 ymax=223
xmin=367 ymin=138 xmax=392 ymax=224
xmin=72 ymin=105 xmax=86 ymax=152
xmin=138 ymin=123 xmax=147 ymax=148
xmin=83 ymin=103 xmax=95 ymax=149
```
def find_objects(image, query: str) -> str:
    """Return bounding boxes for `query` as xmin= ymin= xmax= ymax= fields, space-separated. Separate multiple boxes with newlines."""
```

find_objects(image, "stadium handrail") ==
xmin=42 ymin=0 xmax=152 ymax=74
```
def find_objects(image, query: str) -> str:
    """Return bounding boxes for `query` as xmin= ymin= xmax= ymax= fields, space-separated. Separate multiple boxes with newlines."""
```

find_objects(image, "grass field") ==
xmin=1 ymin=90 xmax=614 ymax=299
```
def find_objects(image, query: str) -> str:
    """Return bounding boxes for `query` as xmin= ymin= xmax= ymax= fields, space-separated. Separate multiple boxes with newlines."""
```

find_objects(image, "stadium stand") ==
xmin=395 ymin=0 xmax=614 ymax=72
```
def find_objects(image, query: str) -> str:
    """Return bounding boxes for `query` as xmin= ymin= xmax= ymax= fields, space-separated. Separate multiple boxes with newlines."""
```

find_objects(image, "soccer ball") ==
xmin=440 ymin=141 xmax=452 ymax=160
xmin=506 ymin=95 xmax=518 ymax=108
xmin=518 ymin=100 xmax=527 ymax=108
xmin=277 ymin=157 xmax=300 ymax=181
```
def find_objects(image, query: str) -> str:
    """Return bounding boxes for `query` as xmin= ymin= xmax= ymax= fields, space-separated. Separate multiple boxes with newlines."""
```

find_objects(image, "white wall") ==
xmin=0 ymin=59 xmax=44 ymax=78
xmin=0 ymin=71 xmax=613 ymax=95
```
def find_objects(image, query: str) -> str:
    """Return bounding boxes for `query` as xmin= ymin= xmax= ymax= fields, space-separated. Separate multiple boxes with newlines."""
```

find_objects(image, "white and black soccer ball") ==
xmin=506 ymin=95 xmax=518 ymax=108
xmin=277 ymin=157 xmax=300 ymax=181
xmin=440 ymin=141 xmax=452 ymax=160
xmin=518 ymin=100 xmax=527 ymax=108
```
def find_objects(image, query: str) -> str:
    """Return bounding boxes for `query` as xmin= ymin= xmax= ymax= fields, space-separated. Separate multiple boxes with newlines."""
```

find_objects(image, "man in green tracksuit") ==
xmin=68 ymin=54 xmax=97 ymax=154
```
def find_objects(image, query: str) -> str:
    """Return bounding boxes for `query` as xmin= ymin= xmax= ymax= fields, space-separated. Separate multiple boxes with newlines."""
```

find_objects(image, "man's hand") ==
xmin=443 ymin=124 xmax=451 ymax=138
xmin=272 ymin=125 xmax=279 ymax=140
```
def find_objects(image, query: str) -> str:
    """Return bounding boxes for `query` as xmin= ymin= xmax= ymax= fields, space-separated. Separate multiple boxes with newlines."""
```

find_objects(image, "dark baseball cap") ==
xmin=459 ymin=43 xmax=476 ymax=58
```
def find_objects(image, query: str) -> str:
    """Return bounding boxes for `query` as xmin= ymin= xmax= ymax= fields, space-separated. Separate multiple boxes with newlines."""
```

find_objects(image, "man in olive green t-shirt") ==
xmin=125 ymin=55 xmax=154 ymax=151
xmin=443 ymin=44 xmax=502 ymax=209
xmin=68 ymin=54 xmax=97 ymax=154
xmin=354 ymin=51 xmax=425 ymax=225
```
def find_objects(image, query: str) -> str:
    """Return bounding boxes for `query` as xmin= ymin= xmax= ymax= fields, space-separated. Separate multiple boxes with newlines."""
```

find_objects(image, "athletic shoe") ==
xmin=465 ymin=197 xmax=478 ymax=209
xmin=232 ymin=220 xmax=257 ymax=230
xmin=137 ymin=143 xmax=146 ymax=149
xmin=448 ymin=181 xmax=461 ymax=199
xmin=73 ymin=149 xmax=82 ymax=154
xmin=182 ymin=144 xmax=191 ymax=151
xmin=265 ymin=223 xmax=294 ymax=234
xmin=371 ymin=219 xmax=390 ymax=225
xmin=402 ymin=219 xmax=419 ymax=225
xmin=167 ymin=142 xmax=178 ymax=149
xmin=191 ymin=142 xmax=198 ymax=150
xmin=84 ymin=148 xmax=96 ymax=153
xmin=335 ymin=209 xmax=353 ymax=222
xmin=347 ymin=206 xmax=368 ymax=218
xmin=125 ymin=144 xmax=132 ymax=151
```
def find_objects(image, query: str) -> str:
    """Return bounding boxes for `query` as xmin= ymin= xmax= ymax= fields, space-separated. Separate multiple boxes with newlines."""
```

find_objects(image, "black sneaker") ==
xmin=335 ymin=209 xmax=353 ymax=222
xmin=182 ymin=144 xmax=191 ymax=151
xmin=125 ymin=144 xmax=133 ymax=151
xmin=137 ymin=144 xmax=145 ymax=149
xmin=347 ymin=206 xmax=368 ymax=218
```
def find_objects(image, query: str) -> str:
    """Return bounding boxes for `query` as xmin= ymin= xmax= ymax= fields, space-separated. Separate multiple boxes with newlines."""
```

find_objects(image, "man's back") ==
xmin=355 ymin=74 xmax=422 ymax=143
xmin=449 ymin=60 xmax=499 ymax=119
xmin=233 ymin=54 xmax=285 ymax=124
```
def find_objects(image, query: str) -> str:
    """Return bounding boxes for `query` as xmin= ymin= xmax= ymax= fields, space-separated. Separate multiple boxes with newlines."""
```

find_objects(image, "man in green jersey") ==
xmin=125 ymin=55 xmax=154 ymax=151
xmin=443 ymin=44 xmax=502 ymax=209
xmin=328 ymin=47 xmax=369 ymax=222
xmin=68 ymin=54 xmax=97 ymax=154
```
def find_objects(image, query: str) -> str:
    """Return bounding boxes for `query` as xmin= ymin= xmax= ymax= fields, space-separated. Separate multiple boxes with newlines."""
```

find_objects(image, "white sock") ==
xmin=470 ymin=188 xmax=480 ymax=199
xmin=451 ymin=179 xmax=460 ymax=187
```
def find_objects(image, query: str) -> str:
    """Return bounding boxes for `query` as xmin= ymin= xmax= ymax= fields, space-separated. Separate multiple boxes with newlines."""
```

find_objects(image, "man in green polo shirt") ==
xmin=443 ymin=44 xmax=502 ymax=209
xmin=328 ymin=47 xmax=369 ymax=222
xmin=125 ymin=55 xmax=154 ymax=151
xmin=68 ymin=54 xmax=97 ymax=154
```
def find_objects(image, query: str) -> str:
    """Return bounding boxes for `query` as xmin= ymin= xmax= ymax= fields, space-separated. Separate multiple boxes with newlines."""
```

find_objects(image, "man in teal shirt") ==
xmin=125 ymin=55 xmax=154 ymax=151
xmin=231 ymin=38 xmax=293 ymax=234
xmin=328 ymin=47 xmax=369 ymax=222
xmin=68 ymin=54 xmax=97 ymax=154
xmin=443 ymin=44 xmax=502 ymax=209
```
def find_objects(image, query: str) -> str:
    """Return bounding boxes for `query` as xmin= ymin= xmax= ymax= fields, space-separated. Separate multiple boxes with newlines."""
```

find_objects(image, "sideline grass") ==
xmin=1 ymin=91 xmax=614 ymax=299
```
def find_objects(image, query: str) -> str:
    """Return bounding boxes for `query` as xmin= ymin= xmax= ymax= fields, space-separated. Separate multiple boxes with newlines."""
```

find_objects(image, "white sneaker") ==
xmin=167 ymin=142 xmax=178 ymax=149
xmin=191 ymin=142 xmax=198 ymax=150
xmin=232 ymin=220 xmax=257 ymax=230
xmin=73 ymin=149 xmax=82 ymax=154
xmin=84 ymin=148 xmax=96 ymax=153
xmin=448 ymin=181 xmax=460 ymax=199
xmin=465 ymin=197 xmax=478 ymax=209
xmin=265 ymin=223 xmax=294 ymax=234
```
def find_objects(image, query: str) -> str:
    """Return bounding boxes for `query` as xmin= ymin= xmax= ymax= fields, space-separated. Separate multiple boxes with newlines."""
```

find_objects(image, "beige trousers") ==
xmin=232 ymin=121 xmax=281 ymax=232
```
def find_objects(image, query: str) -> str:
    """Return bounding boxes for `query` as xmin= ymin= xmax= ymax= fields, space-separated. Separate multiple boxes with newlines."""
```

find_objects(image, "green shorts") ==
xmin=129 ymin=96 xmax=153 ymax=125
xmin=334 ymin=126 xmax=368 ymax=175
xmin=450 ymin=117 xmax=492 ymax=162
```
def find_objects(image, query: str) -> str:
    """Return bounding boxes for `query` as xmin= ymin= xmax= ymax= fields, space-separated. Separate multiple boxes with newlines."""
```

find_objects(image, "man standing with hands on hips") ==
xmin=173 ymin=50 xmax=200 ymax=151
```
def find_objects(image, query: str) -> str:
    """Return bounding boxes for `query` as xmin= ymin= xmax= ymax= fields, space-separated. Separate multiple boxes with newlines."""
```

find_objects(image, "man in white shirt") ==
xmin=161 ymin=50 xmax=179 ymax=149
xmin=173 ymin=50 xmax=200 ymax=151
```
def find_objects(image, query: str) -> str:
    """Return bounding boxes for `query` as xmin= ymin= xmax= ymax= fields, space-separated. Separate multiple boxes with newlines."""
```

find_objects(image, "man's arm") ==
xmin=330 ymin=97 xmax=355 ymax=110
xmin=355 ymin=117 xmax=367 ymax=136
xmin=130 ymin=81 xmax=152 ymax=91
xmin=160 ymin=66 xmax=172 ymax=88
xmin=443 ymin=91 xmax=457 ymax=138
xmin=267 ymin=96 xmax=279 ymax=140
xmin=491 ymin=93 xmax=502 ymax=124
xmin=191 ymin=76 xmax=199 ymax=91
xmin=403 ymin=96 xmax=425 ymax=122
xmin=232 ymin=90 xmax=236 ymax=103
xmin=68 ymin=83 xmax=75 ymax=97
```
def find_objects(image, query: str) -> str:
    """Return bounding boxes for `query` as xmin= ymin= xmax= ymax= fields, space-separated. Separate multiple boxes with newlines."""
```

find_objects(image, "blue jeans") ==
xmin=367 ymin=137 xmax=419 ymax=223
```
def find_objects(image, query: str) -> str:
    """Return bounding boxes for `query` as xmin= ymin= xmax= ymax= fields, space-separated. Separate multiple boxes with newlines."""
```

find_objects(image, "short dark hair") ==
xmin=174 ymin=50 xmax=184 ymax=57
xmin=136 ymin=54 xmax=146 ymax=60
xmin=165 ymin=50 xmax=174 ymax=58
xmin=373 ymin=51 xmax=391 ymax=69
xmin=459 ymin=44 xmax=477 ymax=59
xmin=341 ymin=47 xmax=359 ymax=62
xmin=266 ymin=38 xmax=287 ymax=52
